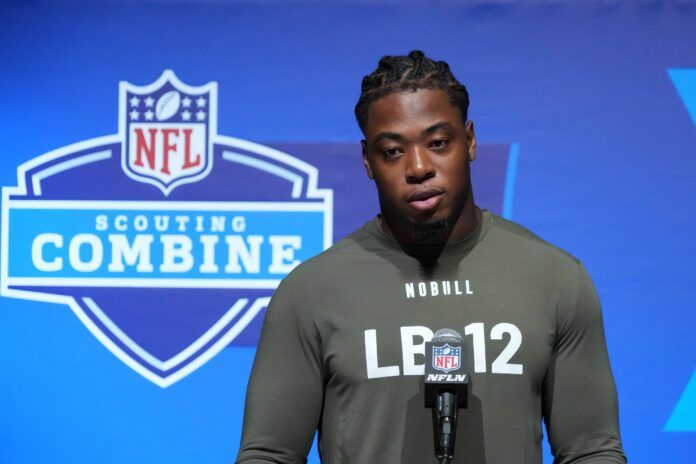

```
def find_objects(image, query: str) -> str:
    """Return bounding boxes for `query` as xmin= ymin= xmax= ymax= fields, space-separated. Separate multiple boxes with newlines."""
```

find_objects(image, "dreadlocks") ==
xmin=354 ymin=50 xmax=470 ymax=134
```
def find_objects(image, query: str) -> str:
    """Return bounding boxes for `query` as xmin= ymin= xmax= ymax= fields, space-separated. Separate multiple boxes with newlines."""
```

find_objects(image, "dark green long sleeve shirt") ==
xmin=236 ymin=210 xmax=626 ymax=464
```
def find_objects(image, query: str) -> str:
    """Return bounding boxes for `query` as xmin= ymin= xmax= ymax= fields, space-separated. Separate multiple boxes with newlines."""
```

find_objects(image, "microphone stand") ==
xmin=434 ymin=390 xmax=458 ymax=464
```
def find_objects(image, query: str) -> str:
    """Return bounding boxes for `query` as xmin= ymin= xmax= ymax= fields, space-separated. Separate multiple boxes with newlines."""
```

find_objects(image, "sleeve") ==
xmin=542 ymin=262 xmax=627 ymax=464
xmin=235 ymin=276 xmax=324 ymax=464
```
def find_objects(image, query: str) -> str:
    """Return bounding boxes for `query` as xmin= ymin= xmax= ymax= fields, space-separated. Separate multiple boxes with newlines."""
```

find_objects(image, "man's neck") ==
xmin=379 ymin=204 xmax=480 ymax=246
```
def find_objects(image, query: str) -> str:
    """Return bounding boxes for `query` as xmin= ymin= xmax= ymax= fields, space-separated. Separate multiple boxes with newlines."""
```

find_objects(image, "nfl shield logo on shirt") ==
xmin=432 ymin=344 xmax=461 ymax=373
xmin=0 ymin=70 xmax=332 ymax=388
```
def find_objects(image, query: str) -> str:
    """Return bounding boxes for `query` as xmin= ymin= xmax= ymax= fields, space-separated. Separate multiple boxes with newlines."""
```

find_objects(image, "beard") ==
xmin=409 ymin=217 xmax=453 ymax=242
xmin=407 ymin=218 xmax=453 ymax=279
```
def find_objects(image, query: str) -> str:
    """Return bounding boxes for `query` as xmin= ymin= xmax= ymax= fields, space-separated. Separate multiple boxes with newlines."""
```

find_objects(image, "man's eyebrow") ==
xmin=424 ymin=122 xmax=454 ymax=135
xmin=372 ymin=132 xmax=403 ymax=144
xmin=372 ymin=123 xmax=453 ymax=144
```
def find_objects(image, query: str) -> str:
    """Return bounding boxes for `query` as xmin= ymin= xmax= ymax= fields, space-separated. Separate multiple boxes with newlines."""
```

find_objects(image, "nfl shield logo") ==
xmin=433 ymin=343 xmax=461 ymax=373
xmin=120 ymin=70 xmax=216 ymax=195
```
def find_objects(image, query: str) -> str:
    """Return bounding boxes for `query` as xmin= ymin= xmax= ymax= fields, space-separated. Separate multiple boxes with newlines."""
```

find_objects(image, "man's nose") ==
xmin=405 ymin=147 xmax=435 ymax=183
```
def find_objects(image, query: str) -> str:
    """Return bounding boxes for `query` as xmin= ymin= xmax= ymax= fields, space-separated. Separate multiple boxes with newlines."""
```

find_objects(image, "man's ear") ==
xmin=361 ymin=140 xmax=374 ymax=179
xmin=466 ymin=120 xmax=476 ymax=162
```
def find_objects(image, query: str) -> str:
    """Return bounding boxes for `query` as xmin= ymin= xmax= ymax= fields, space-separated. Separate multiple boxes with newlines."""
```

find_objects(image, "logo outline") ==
xmin=1 ymin=71 xmax=333 ymax=387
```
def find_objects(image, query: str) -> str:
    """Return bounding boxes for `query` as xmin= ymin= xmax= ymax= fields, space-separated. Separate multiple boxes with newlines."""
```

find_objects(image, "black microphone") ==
xmin=424 ymin=328 xmax=469 ymax=464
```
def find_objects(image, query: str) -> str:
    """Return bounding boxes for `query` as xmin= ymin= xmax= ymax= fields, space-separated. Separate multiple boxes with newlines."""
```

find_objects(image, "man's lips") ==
xmin=407 ymin=188 xmax=444 ymax=211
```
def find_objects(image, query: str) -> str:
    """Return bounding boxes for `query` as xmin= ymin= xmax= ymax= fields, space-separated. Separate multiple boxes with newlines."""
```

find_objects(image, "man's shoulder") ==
xmin=485 ymin=212 xmax=581 ymax=267
xmin=282 ymin=221 xmax=374 ymax=283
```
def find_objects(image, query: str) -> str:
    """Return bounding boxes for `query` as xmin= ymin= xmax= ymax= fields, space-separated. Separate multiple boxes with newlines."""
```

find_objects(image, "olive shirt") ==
xmin=236 ymin=210 xmax=626 ymax=464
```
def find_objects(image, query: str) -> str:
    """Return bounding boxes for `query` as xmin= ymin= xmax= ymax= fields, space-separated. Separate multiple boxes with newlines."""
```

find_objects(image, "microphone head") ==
xmin=432 ymin=328 xmax=463 ymax=343
xmin=425 ymin=328 xmax=468 ymax=409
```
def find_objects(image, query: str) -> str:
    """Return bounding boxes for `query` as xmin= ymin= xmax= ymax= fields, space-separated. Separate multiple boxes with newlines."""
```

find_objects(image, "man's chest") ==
xmin=311 ymin=259 xmax=559 ymax=389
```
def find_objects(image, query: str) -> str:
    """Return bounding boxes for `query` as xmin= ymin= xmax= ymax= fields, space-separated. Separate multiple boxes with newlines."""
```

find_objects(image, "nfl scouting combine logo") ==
xmin=0 ymin=71 xmax=333 ymax=387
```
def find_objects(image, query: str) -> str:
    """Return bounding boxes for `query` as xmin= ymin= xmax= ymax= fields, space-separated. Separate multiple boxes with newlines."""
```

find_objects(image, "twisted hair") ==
xmin=355 ymin=50 xmax=470 ymax=134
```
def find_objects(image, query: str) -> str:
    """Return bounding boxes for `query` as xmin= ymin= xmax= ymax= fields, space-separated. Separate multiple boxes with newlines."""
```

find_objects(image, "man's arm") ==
xmin=236 ymin=277 xmax=324 ymax=464
xmin=542 ymin=262 xmax=627 ymax=464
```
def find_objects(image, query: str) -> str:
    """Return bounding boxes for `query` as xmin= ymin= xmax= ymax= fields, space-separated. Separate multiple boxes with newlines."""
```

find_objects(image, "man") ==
xmin=236 ymin=50 xmax=626 ymax=464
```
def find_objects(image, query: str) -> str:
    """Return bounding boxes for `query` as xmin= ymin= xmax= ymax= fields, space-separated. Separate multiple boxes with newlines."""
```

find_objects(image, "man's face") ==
xmin=361 ymin=88 xmax=476 ymax=243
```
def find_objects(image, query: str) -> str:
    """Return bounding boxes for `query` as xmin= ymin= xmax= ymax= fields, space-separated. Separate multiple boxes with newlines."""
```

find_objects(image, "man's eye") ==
xmin=382 ymin=147 xmax=403 ymax=158
xmin=430 ymin=139 xmax=449 ymax=150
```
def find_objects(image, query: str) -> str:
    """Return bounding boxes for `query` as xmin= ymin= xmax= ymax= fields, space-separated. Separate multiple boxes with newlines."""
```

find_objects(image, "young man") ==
xmin=236 ymin=51 xmax=626 ymax=464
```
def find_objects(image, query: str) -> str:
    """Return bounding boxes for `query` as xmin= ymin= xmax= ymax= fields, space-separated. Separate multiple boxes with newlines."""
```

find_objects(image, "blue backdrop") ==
xmin=1 ymin=1 xmax=694 ymax=463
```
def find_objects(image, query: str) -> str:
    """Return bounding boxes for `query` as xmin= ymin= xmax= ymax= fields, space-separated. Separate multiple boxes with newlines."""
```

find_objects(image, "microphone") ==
xmin=424 ymin=328 xmax=469 ymax=464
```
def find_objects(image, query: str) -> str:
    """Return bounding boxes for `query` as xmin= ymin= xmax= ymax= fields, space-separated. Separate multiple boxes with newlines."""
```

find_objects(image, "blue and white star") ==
xmin=145 ymin=96 xmax=154 ymax=107
xmin=182 ymin=110 xmax=192 ymax=121
xmin=182 ymin=96 xmax=192 ymax=108
xmin=196 ymin=110 xmax=206 ymax=121
xmin=129 ymin=109 xmax=140 ymax=120
xmin=129 ymin=96 xmax=140 ymax=107
xmin=144 ymin=110 xmax=154 ymax=121
xmin=196 ymin=97 xmax=206 ymax=108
